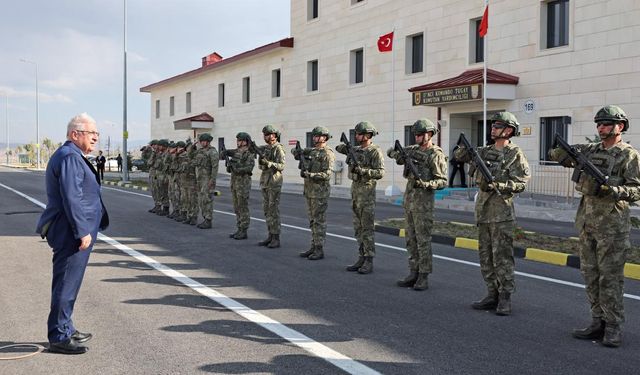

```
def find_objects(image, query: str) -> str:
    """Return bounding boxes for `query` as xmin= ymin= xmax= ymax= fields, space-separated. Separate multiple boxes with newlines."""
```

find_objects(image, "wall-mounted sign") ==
xmin=413 ymin=84 xmax=482 ymax=106
xmin=523 ymin=99 xmax=536 ymax=114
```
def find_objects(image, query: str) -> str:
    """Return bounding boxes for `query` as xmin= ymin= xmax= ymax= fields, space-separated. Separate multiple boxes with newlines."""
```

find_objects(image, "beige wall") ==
xmin=146 ymin=0 xmax=640 ymax=193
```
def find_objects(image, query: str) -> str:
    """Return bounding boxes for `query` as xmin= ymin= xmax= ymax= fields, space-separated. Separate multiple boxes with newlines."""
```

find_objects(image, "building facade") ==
xmin=141 ymin=0 xmax=640 ymax=196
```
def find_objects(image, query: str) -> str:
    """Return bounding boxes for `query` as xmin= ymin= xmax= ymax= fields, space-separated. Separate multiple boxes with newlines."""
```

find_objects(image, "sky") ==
xmin=0 ymin=0 xmax=291 ymax=151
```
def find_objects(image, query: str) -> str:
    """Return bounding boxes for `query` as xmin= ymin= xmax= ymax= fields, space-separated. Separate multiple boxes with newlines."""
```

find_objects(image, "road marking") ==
xmin=1 ymin=182 xmax=381 ymax=375
xmin=99 ymin=184 xmax=640 ymax=302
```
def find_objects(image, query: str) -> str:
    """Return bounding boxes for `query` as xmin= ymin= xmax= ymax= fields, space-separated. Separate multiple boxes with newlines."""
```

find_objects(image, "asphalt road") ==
xmin=1 ymin=166 xmax=639 ymax=375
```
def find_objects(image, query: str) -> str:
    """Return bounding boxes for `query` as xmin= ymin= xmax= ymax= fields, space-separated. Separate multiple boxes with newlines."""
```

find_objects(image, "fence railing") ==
xmin=524 ymin=164 xmax=576 ymax=201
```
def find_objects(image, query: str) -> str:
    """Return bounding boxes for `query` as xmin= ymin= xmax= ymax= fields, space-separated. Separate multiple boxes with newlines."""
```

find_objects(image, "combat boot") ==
xmin=471 ymin=290 xmax=499 ymax=310
xmin=572 ymin=318 xmax=605 ymax=340
xmin=148 ymin=206 xmax=158 ymax=213
xmin=167 ymin=210 xmax=176 ymax=219
xmin=495 ymin=291 xmax=512 ymax=316
xmin=267 ymin=234 xmax=281 ymax=248
xmin=157 ymin=206 xmax=169 ymax=216
xmin=413 ymin=273 xmax=429 ymax=291
xmin=233 ymin=231 xmax=248 ymax=240
xmin=197 ymin=219 xmax=212 ymax=229
xmin=188 ymin=217 xmax=198 ymax=225
xmin=258 ymin=234 xmax=272 ymax=246
xmin=299 ymin=246 xmax=315 ymax=258
xmin=307 ymin=246 xmax=324 ymax=260
xmin=346 ymin=257 xmax=365 ymax=271
xmin=174 ymin=213 xmax=186 ymax=222
xmin=602 ymin=323 xmax=622 ymax=348
xmin=357 ymin=257 xmax=373 ymax=274
xmin=229 ymin=231 xmax=239 ymax=238
xmin=396 ymin=271 xmax=419 ymax=287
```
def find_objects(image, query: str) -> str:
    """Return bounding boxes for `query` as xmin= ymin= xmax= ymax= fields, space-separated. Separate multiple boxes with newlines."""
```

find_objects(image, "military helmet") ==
xmin=490 ymin=111 xmax=520 ymax=136
xmin=262 ymin=124 xmax=280 ymax=136
xmin=175 ymin=141 xmax=186 ymax=148
xmin=354 ymin=121 xmax=378 ymax=136
xmin=168 ymin=141 xmax=176 ymax=148
xmin=412 ymin=119 xmax=438 ymax=135
xmin=594 ymin=105 xmax=629 ymax=132
xmin=149 ymin=139 xmax=158 ymax=146
xmin=157 ymin=139 xmax=170 ymax=147
xmin=311 ymin=126 xmax=332 ymax=139
xmin=198 ymin=133 xmax=213 ymax=142
xmin=236 ymin=132 xmax=252 ymax=142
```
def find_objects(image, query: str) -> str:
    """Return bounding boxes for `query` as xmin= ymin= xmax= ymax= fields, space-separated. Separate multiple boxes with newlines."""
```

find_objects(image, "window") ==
xmin=242 ymin=77 xmax=250 ymax=103
xmin=540 ymin=116 xmax=571 ymax=163
xmin=218 ymin=84 xmax=225 ymax=107
xmin=306 ymin=132 xmax=313 ymax=148
xmin=307 ymin=0 xmax=319 ymax=20
xmin=155 ymin=99 xmax=160 ymax=119
xmin=169 ymin=96 xmax=175 ymax=116
xmin=544 ymin=0 xmax=569 ymax=49
xmin=186 ymin=92 xmax=191 ymax=113
xmin=351 ymin=0 xmax=365 ymax=4
xmin=404 ymin=125 xmax=416 ymax=146
xmin=405 ymin=33 xmax=423 ymax=74
xmin=350 ymin=48 xmax=364 ymax=84
xmin=307 ymin=60 xmax=318 ymax=92
xmin=272 ymin=69 xmax=281 ymax=98
xmin=470 ymin=18 xmax=484 ymax=63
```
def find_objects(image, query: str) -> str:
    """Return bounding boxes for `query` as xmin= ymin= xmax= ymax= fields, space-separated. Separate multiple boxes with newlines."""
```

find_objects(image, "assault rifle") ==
xmin=219 ymin=141 xmax=231 ymax=169
xmin=393 ymin=140 xmax=421 ymax=181
xmin=293 ymin=141 xmax=307 ymax=178
xmin=553 ymin=133 xmax=609 ymax=192
xmin=249 ymin=140 xmax=265 ymax=159
xmin=457 ymin=133 xmax=500 ymax=196
xmin=340 ymin=132 xmax=360 ymax=169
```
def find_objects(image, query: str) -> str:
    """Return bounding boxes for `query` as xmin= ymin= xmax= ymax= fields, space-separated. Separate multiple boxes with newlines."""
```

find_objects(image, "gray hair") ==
xmin=66 ymin=113 xmax=96 ymax=138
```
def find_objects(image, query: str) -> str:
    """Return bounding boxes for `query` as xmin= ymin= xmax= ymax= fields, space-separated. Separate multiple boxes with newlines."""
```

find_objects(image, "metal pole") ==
xmin=4 ymin=94 xmax=8 ymax=165
xmin=391 ymin=27 xmax=396 ymax=193
xmin=122 ymin=0 xmax=129 ymax=182
xmin=36 ymin=61 xmax=40 ymax=169
xmin=482 ymin=0 xmax=488 ymax=146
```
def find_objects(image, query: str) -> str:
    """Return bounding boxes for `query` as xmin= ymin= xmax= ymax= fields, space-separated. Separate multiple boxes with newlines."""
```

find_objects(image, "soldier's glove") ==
xmin=226 ymin=166 xmax=233 ymax=174
xmin=548 ymin=148 xmax=574 ymax=168
xmin=478 ymin=179 xmax=493 ymax=192
xmin=597 ymin=185 xmax=620 ymax=200
xmin=258 ymin=157 xmax=269 ymax=167
xmin=387 ymin=147 xmax=398 ymax=159
xmin=301 ymin=170 xmax=310 ymax=178
xmin=414 ymin=179 xmax=434 ymax=190
xmin=352 ymin=166 xmax=364 ymax=175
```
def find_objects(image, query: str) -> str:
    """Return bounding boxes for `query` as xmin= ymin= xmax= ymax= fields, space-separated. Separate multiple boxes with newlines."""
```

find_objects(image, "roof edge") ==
xmin=140 ymin=37 xmax=294 ymax=93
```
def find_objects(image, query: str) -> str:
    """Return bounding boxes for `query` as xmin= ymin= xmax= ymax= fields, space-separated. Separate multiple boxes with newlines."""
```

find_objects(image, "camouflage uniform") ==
xmin=142 ymin=141 xmax=158 ymax=213
xmin=455 ymin=112 xmax=530 ymax=314
xmin=225 ymin=132 xmax=255 ymax=239
xmin=167 ymin=144 xmax=181 ymax=218
xmin=292 ymin=126 xmax=336 ymax=260
xmin=336 ymin=121 xmax=385 ymax=274
xmin=549 ymin=105 xmax=640 ymax=347
xmin=178 ymin=143 xmax=198 ymax=225
xmin=194 ymin=133 xmax=220 ymax=228
xmin=388 ymin=119 xmax=448 ymax=290
xmin=153 ymin=140 xmax=170 ymax=215
xmin=254 ymin=125 xmax=286 ymax=248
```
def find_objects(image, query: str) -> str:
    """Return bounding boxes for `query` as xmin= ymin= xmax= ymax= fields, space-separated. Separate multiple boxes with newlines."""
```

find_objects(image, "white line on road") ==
xmin=2 ymin=182 xmax=381 ymax=375
xmin=102 ymin=184 xmax=640 ymax=301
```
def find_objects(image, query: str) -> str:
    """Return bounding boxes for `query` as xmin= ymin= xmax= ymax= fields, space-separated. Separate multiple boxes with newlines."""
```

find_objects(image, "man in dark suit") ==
xmin=36 ymin=113 xmax=109 ymax=355
xmin=96 ymin=150 xmax=106 ymax=181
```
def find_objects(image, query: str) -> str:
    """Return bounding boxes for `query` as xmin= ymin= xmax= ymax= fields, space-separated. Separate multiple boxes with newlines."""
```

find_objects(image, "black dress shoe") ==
xmin=48 ymin=338 xmax=88 ymax=354
xmin=71 ymin=330 xmax=93 ymax=343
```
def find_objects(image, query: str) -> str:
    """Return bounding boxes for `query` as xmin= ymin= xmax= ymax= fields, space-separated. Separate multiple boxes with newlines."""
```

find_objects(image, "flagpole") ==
xmin=482 ymin=0 xmax=488 ymax=146
xmin=391 ymin=27 xmax=396 ymax=193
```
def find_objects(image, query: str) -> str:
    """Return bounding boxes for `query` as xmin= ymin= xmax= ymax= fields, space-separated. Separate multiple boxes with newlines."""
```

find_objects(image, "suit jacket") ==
xmin=36 ymin=141 xmax=109 ymax=243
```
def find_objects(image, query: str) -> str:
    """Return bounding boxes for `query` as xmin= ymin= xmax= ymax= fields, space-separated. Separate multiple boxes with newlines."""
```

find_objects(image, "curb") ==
xmin=374 ymin=224 xmax=638 ymax=281
xmin=103 ymin=180 xmax=148 ymax=191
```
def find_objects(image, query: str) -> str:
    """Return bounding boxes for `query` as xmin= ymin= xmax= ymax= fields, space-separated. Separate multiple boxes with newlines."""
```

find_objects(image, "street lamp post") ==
xmin=20 ymin=58 xmax=40 ymax=170
xmin=3 ymin=93 xmax=8 ymax=165
xmin=122 ymin=0 xmax=130 ymax=182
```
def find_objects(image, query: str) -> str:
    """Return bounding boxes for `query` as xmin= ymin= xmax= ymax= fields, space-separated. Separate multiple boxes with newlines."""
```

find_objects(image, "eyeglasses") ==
xmin=75 ymin=130 xmax=100 ymax=137
xmin=491 ymin=123 xmax=506 ymax=129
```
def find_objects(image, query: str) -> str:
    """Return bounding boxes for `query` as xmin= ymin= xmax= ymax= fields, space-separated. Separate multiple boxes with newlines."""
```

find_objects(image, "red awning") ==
xmin=173 ymin=112 xmax=214 ymax=130
xmin=408 ymin=68 xmax=519 ymax=92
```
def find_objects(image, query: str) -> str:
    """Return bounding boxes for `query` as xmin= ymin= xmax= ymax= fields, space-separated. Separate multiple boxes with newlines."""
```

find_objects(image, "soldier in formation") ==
xmin=336 ymin=121 xmax=385 ymax=274
xmin=292 ymin=126 xmax=335 ymax=260
xmin=549 ymin=105 xmax=640 ymax=347
xmin=141 ymin=140 xmax=156 ymax=213
xmin=254 ymin=125 xmax=286 ymax=248
xmin=388 ymin=119 xmax=447 ymax=290
xmin=177 ymin=139 xmax=199 ymax=225
xmin=224 ymin=132 xmax=255 ymax=240
xmin=455 ymin=112 xmax=530 ymax=316
xmin=166 ymin=142 xmax=181 ymax=219
xmin=194 ymin=133 xmax=219 ymax=229
xmin=152 ymin=139 xmax=170 ymax=216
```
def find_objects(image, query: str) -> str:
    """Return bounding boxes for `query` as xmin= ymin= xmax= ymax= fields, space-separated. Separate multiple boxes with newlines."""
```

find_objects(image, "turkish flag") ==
xmin=478 ymin=6 xmax=488 ymax=37
xmin=377 ymin=31 xmax=394 ymax=52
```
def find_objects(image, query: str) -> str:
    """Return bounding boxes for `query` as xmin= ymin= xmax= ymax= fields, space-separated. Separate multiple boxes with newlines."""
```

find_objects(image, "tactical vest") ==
xmin=575 ymin=143 xmax=627 ymax=195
